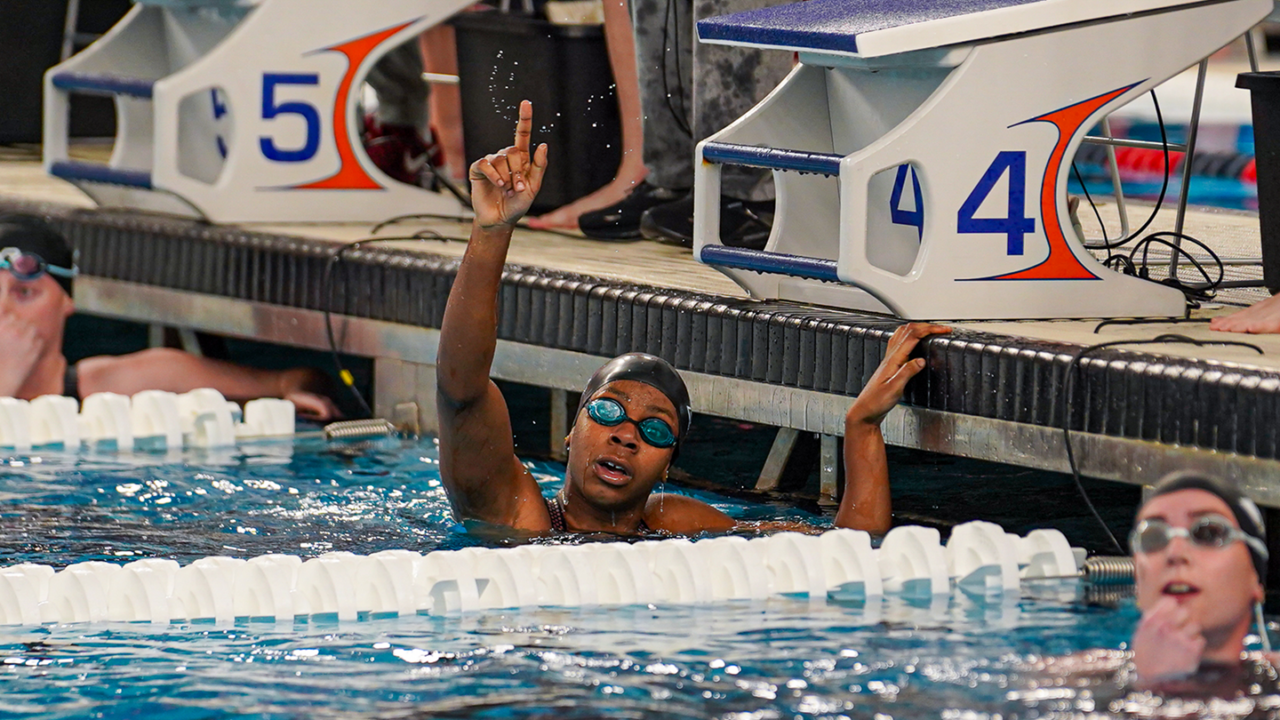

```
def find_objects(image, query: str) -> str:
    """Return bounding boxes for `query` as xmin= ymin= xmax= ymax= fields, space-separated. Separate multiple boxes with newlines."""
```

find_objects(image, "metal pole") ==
xmin=1246 ymin=28 xmax=1261 ymax=73
xmin=1168 ymin=59 xmax=1209 ymax=279
xmin=1083 ymin=136 xmax=1188 ymax=152
xmin=1100 ymin=118 xmax=1131 ymax=239
xmin=60 ymin=0 xmax=82 ymax=61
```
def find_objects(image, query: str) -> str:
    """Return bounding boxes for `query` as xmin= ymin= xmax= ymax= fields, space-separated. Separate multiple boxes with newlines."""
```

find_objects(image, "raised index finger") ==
xmin=514 ymin=100 xmax=533 ymax=156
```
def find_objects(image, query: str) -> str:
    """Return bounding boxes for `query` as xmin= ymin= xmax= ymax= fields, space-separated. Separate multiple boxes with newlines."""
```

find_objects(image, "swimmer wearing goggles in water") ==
xmin=436 ymin=100 xmax=950 ymax=536
xmin=0 ymin=216 xmax=342 ymax=419
xmin=1130 ymin=471 xmax=1276 ymax=686
xmin=0 ymin=246 xmax=78 ymax=284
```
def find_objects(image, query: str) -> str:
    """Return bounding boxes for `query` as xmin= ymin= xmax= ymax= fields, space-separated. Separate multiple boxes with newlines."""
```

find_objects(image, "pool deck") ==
xmin=4 ymin=156 xmax=1280 ymax=505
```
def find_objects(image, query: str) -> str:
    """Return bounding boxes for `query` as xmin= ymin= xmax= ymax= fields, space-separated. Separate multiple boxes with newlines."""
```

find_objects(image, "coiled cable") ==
xmin=323 ymin=418 xmax=397 ymax=442
xmin=1082 ymin=555 xmax=1135 ymax=586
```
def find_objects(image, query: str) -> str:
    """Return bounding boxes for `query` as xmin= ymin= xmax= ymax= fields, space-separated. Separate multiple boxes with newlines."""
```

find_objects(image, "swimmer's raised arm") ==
xmin=837 ymin=323 xmax=950 ymax=534
xmin=437 ymin=101 xmax=551 ymax=527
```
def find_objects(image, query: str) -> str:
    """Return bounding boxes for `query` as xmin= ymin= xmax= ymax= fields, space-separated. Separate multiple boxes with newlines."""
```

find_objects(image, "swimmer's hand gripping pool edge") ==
xmin=839 ymin=323 xmax=950 ymax=535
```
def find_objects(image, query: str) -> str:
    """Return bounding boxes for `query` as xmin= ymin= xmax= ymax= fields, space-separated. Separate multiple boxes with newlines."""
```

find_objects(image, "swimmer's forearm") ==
xmin=438 ymin=223 xmax=515 ymax=406
xmin=835 ymin=421 xmax=891 ymax=534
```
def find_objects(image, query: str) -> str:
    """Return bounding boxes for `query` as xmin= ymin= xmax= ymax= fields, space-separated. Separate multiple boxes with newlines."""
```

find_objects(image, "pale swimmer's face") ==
xmin=1133 ymin=488 xmax=1263 ymax=642
xmin=0 ymin=272 xmax=73 ymax=356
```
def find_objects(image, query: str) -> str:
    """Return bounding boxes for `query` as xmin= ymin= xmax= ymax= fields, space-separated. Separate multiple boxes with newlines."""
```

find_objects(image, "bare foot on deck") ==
xmin=1209 ymin=293 xmax=1280 ymax=334
xmin=526 ymin=166 xmax=648 ymax=231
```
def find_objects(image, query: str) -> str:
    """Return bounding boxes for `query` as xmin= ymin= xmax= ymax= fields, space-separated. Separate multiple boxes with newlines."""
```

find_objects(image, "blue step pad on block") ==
xmin=49 ymin=161 xmax=154 ymax=190
xmin=699 ymin=245 xmax=841 ymax=283
xmin=51 ymin=72 xmax=155 ymax=99
xmin=702 ymin=142 xmax=843 ymax=175
xmin=696 ymin=0 xmax=1203 ymax=57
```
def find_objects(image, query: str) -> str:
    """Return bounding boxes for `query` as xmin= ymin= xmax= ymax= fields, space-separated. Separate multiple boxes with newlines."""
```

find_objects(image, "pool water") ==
xmin=0 ymin=437 xmax=1264 ymax=719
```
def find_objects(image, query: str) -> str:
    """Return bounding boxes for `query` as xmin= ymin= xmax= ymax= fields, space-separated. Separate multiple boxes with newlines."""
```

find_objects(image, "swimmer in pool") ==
xmin=1129 ymin=472 xmax=1275 ymax=685
xmin=0 ymin=216 xmax=341 ymax=419
xmin=437 ymin=100 xmax=950 ymax=535
xmin=1038 ymin=472 xmax=1277 ymax=705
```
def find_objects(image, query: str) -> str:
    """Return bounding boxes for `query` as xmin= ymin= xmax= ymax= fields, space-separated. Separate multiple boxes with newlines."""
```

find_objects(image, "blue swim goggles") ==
xmin=584 ymin=397 xmax=677 ymax=449
xmin=0 ymin=247 xmax=78 ymax=282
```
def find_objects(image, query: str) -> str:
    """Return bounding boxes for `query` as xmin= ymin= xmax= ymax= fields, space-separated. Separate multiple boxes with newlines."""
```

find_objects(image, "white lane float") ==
xmin=0 ymin=389 xmax=299 ymax=454
xmin=233 ymin=555 xmax=300 ymax=620
xmin=0 ymin=523 xmax=1088 ymax=627
xmin=131 ymin=390 xmax=184 ymax=449
xmin=177 ymin=389 xmax=237 ymax=448
xmin=108 ymin=558 xmax=180 ymax=624
xmin=878 ymin=526 xmax=951 ymax=597
xmin=240 ymin=399 xmax=297 ymax=438
xmin=697 ymin=536 xmax=770 ymax=601
xmin=173 ymin=557 xmax=244 ymax=624
xmin=80 ymin=392 xmax=134 ymax=451
xmin=415 ymin=550 xmax=482 ymax=615
xmin=0 ymin=399 xmax=33 ymax=453
xmin=946 ymin=521 xmax=1021 ymax=594
xmin=0 ymin=566 xmax=43 ymax=626
xmin=29 ymin=395 xmax=80 ymax=449
xmin=361 ymin=550 xmax=422 ymax=617
xmin=821 ymin=529 xmax=882 ymax=599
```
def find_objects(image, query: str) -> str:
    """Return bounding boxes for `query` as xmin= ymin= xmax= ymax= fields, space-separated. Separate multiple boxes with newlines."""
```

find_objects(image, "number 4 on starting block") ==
xmin=45 ymin=0 xmax=475 ymax=223
xmin=693 ymin=0 xmax=1272 ymax=320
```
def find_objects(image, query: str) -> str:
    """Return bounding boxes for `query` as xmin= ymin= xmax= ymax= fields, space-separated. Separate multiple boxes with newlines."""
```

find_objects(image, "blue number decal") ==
xmin=260 ymin=73 xmax=320 ymax=163
xmin=889 ymin=164 xmax=924 ymax=241
xmin=957 ymin=151 xmax=1036 ymax=255
xmin=210 ymin=89 xmax=229 ymax=159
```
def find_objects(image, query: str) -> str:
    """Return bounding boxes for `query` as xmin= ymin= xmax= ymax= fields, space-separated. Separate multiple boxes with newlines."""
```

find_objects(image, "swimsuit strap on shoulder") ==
xmin=64 ymin=363 xmax=79 ymax=400
xmin=545 ymin=492 xmax=653 ymax=535
xmin=546 ymin=493 xmax=567 ymax=532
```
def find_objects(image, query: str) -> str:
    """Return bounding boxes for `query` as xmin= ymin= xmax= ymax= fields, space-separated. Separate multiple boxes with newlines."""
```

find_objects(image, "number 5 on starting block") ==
xmin=46 ymin=0 xmax=475 ymax=223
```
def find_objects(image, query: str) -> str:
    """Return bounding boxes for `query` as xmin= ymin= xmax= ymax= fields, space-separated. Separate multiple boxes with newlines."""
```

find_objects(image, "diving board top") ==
xmin=696 ymin=0 xmax=1255 ymax=58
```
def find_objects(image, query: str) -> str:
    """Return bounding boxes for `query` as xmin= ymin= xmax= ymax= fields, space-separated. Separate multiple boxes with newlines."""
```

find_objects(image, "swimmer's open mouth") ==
xmin=1163 ymin=581 xmax=1200 ymax=597
xmin=594 ymin=457 xmax=632 ymax=486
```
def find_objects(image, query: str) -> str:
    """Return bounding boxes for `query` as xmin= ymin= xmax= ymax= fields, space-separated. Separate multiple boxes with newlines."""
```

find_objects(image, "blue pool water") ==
xmin=0 ymin=437 xmax=1262 ymax=718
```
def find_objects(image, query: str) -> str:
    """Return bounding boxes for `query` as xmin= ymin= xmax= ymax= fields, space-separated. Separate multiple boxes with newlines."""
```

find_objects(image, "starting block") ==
xmin=44 ymin=0 xmax=472 ymax=223
xmin=694 ymin=0 xmax=1272 ymax=319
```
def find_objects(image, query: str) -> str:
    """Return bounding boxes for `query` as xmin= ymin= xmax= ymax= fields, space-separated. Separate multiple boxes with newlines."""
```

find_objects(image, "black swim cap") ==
xmin=1144 ymin=471 xmax=1268 ymax=582
xmin=0 ymin=215 xmax=75 ymax=296
xmin=576 ymin=353 xmax=692 ymax=454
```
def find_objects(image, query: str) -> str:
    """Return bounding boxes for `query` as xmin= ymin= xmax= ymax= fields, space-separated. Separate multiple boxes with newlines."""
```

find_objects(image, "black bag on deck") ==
xmin=452 ymin=6 xmax=622 ymax=213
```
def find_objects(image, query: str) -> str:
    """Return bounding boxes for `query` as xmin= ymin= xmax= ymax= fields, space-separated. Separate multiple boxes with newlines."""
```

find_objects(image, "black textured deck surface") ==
xmin=8 ymin=199 xmax=1280 ymax=461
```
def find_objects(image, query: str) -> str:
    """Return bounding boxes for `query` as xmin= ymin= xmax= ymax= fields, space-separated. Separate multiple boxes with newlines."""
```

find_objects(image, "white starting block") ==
xmin=694 ymin=0 xmax=1272 ymax=319
xmin=44 ymin=0 xmax=472 ymax=223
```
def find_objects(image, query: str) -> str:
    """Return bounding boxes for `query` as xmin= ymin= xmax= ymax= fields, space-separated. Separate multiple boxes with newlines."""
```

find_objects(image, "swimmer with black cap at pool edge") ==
xmin=437 ymin=100 xmax=949 ymax=536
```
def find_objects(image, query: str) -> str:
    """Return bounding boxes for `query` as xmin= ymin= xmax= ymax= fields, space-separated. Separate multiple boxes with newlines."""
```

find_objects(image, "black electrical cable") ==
xmin=1079 ymin=91 xmax=1172 ymax=251
xmin=1062 ymin=334 xmax=1263 ymax=554
xmin=371 ymin=212 xmax=473 ymax=234
xmin=322 ymin=233 xmax=467 ymax=418
xmin=1128 ymin=231 xmax=1224 ymax=298
xmin=1092 ymin=317 xmax=1211 ymax=333
xmin=371 ymin=212 xmax=591 ymax=241
xmin=1070 ymin=91 xmax=1240 ymax=307
xmin=660 ymin=0 xmax=693 ymax=138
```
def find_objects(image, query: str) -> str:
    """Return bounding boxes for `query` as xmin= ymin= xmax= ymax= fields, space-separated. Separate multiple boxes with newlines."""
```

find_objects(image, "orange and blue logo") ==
xmin=962 ymin=81 xmax=1141 ymax=282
